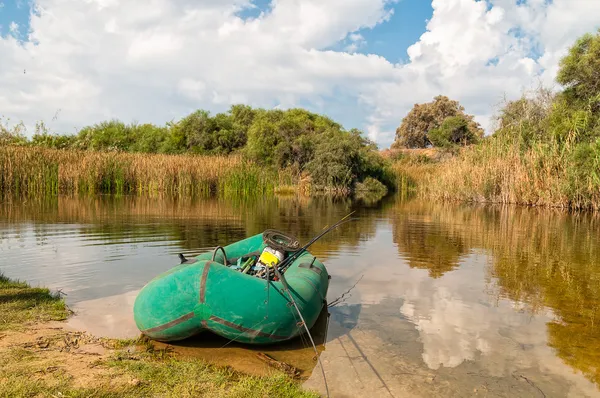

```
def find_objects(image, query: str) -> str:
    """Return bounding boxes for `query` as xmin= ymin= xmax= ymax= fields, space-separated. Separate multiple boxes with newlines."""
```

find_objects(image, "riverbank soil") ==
xmin=0 ymin=275 xmax=317 ymax=398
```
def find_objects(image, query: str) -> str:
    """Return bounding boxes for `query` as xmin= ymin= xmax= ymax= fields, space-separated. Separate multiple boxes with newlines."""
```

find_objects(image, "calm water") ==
xmin=1 ymin=195 xmax=600 ymax=397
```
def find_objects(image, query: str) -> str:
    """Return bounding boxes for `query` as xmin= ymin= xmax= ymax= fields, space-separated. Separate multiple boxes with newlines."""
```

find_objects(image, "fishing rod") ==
xmin=277 ymin=211 xmax=355 ymax=273
xmin=274 ymin=265 xmax=330 ymax=398
xmin=273 ymin=211 xmax=356 ymax=398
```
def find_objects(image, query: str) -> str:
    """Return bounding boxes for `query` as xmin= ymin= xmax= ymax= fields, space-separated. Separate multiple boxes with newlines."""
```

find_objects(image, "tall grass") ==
xmin=398 ymin=136 xmax=600 ymax=211
xmin=0 ymin=146 xmax=279 ymax=198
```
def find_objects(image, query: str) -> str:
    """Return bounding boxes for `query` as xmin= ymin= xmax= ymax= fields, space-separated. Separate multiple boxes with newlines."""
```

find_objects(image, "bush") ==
xmin=355 ymin=177 xmax=388 ymax=194
xmin=31 ymin=132 xmax=77 ymax=149
xmin=429 ymin=115 xmax=480 ymax=148
xmin=494 ymin=88 xmax=554 ymax=146
xmin=129 ymin=124 xmax=169 ymax=153
xmin=76 ymin=120 xmax=134 ymax=151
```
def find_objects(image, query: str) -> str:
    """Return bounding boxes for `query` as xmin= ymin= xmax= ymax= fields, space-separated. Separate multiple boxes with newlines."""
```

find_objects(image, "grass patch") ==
xmin=0 ymin=353 xmax=317 ymax=398
xmin=106 ymin=354 xmax=318 ymax=398
xmin=0 ymin=273 xmax=69 ymax=331
xmin=0 ymin=274 xmax=318 ymax=397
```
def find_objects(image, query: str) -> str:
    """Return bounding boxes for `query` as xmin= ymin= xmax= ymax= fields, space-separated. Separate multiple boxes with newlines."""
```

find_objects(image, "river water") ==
xmin=1 ymin=195 xmax=599 ymax=397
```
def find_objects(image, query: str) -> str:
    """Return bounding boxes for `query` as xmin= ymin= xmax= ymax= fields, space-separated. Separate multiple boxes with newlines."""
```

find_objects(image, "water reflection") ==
xmin=390 ymin=201 xmax=600 ymax=391
xmin=0 ymin=195 xmax=379 ymax=302
xmin=2 ymin=195 xmax=600 ymax=396
xmin=391 ymin=205 xmax=469 ymax=278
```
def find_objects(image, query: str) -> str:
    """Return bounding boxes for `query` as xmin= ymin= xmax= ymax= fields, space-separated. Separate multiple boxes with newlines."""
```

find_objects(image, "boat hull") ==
xmin=133 ymin=233 xmax=329 ymax=344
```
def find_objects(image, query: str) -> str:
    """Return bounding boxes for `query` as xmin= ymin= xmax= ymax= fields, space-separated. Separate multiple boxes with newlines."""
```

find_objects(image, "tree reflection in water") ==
xmin=391 ymin=200 xmax=600 ymax=386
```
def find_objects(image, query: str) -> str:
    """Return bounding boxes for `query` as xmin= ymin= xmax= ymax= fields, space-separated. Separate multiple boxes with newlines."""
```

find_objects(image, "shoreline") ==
xmin=0 ymin=274 xmax=318 ymax=397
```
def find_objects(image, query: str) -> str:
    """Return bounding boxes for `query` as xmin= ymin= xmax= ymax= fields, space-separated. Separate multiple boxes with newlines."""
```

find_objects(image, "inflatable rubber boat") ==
xmin=133 ymin=230 xmax=330 ymax=344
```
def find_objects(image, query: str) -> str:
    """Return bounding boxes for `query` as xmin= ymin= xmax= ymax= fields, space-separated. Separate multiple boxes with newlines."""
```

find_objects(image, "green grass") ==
xmin=0 ymin=274 xmax=318 ymax=398
xmin=0 ymin=273 xmax=70 ymax=331
xmin=0 ymin=352 xmax=318 ymax=398
xmin=105 ymin=354 xmax=318 ymax=398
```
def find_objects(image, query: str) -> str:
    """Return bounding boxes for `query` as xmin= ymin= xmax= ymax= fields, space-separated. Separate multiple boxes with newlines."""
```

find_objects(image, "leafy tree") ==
xmin=76 ymin=120 xmax=134 ymax=151
xmin=245 ymin=110 xmax=283 ymax=164
xmin=245 ymin=108 xmax=389 ymax=191
xmin=305 ymin=129 xmax=385 ymax=190
xmin=177 ymin=110 xmax=215 ymax=153
xmin=392 ymin=95 xmax=483 ymax=149
xmin=429 ymin=115 xmax=481 ymax=148
xmin=305 ymin=130 xmax=359 ymax=189
xmin=230 ymin=104 xmax=256 ymax=132
xmin=129 ymin=124 xmax=169 ymax=153
xmin=557 ymin=29 xmax=600 ymax=105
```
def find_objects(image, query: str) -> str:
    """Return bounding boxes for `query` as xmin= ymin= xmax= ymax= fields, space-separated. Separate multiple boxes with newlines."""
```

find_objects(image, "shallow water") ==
xmin=1 ymin=195 xmax=600 ymax=397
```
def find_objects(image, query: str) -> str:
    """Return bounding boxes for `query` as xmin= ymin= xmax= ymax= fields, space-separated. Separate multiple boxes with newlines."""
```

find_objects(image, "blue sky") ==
xmin=333 ymin=0 xmax=433 ymax=64
xmin=1 ymin=0 xmax=599 ymax=148
xmin=0 ymin=0 xmax=30 ymax=39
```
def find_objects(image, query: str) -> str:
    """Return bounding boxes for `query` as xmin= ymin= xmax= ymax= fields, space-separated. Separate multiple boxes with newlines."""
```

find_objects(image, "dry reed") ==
xmin=393 ymin=141 xmax=600 ymax=211
xmin=0 ymin=146 xmax=276 ymax=198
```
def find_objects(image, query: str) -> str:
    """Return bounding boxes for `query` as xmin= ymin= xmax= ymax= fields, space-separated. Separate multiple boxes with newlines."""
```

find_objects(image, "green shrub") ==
xmin=355 ymin=176 xmax=388 ymax=194
xmin=429 ymin=115 xmax=480 ymax=148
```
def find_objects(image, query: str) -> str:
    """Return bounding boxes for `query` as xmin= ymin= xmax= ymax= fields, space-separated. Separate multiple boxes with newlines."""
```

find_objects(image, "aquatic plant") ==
xmin=0 ymin=146 xmax=275 ymax=198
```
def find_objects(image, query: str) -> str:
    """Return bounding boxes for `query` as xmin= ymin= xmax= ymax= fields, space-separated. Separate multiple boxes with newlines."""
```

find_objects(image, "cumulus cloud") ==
xmin=0 ymin=0 xmax=599 ymax=148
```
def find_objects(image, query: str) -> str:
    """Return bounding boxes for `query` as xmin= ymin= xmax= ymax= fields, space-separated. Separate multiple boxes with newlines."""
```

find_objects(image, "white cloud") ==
xmin=345 ymin=32 xmax=366 ymax=53
xmin=8 ymin=21 xmax=18 ymax=34
xmin=0 ymin=0 xmax=599 ymax=148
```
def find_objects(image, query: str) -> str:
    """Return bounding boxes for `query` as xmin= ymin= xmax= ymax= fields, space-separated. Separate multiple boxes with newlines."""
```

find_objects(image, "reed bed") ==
xmin=393 ymin=140 xmax=600 ymax=211
xmin=0 ymin=146 xmax=277 ymax=198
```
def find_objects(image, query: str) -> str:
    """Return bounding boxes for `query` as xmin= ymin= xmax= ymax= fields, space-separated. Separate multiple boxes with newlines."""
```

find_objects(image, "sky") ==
xmin=1 ymin=0 xmax=599 ymax=149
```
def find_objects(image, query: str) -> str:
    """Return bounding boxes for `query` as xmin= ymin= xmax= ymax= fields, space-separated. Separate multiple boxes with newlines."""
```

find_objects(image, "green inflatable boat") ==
xmin=133 ymin=231 xmax=330 ymax=344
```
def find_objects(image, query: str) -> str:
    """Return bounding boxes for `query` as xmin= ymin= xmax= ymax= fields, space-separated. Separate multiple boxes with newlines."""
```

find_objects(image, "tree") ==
xmin=557 ymin=29 xmax=600 ymax=105
xmin=76 ymin=120 xmax=134 ymax=151
xmin=178 ymin=110 xmax=216 ymax=153
xmin=245 ymin=110 xmax=282 ymax=165
xmin=392 ymin=95 xmax=483 ymax=149
xmin=429 ymin=115 xmax=481 ymax=148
